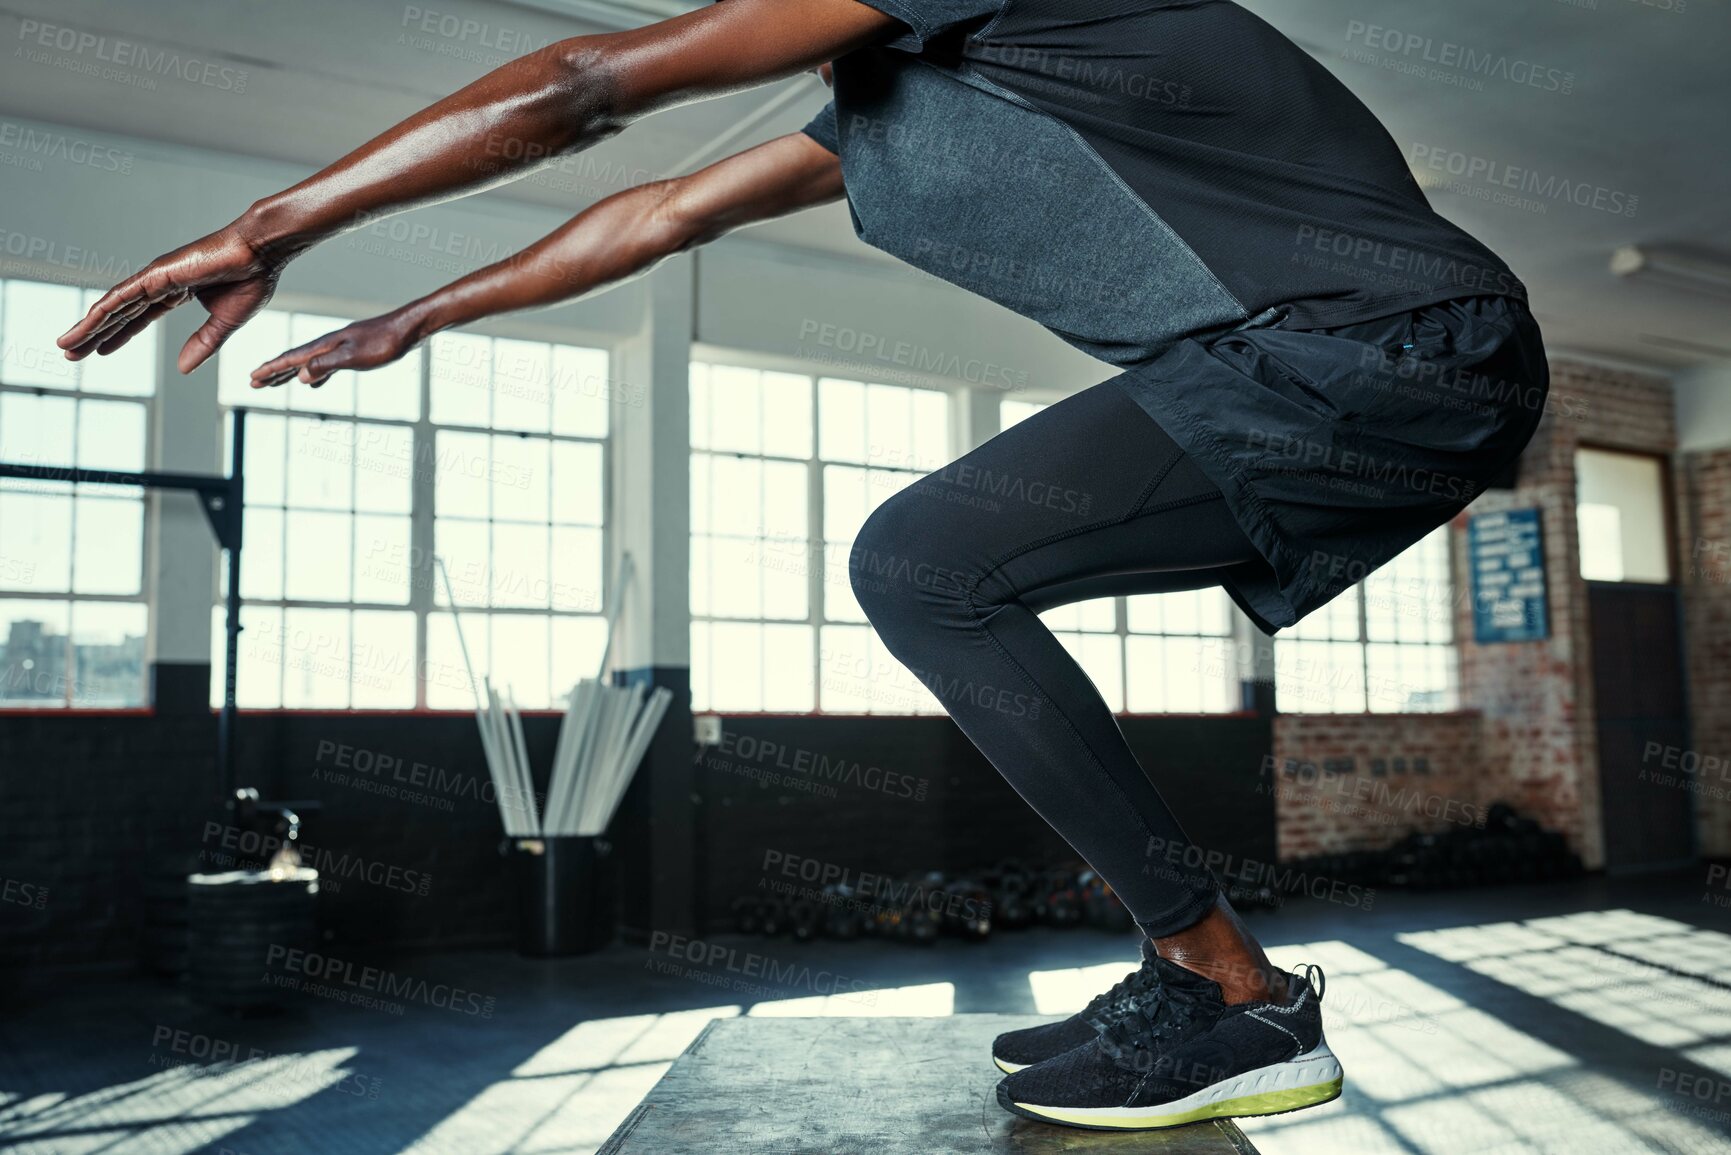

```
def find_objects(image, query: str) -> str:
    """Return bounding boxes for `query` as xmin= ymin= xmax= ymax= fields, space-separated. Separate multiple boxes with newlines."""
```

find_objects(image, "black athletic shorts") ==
xmin=1111 ymin=294 xmax=1550 ymax=632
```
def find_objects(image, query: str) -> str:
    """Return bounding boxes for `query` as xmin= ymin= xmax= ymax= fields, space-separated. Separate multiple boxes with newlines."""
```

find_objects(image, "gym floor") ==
xmin=3 ymin=871 xmax=1727 ymax=1155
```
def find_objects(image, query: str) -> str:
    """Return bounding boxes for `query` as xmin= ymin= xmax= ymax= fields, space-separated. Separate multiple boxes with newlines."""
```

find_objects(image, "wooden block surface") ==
xmin=600 ymin=1014 xmax=1260 ymax=1155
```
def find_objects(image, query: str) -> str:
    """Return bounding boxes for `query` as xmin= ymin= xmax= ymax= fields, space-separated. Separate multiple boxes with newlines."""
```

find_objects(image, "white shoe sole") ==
xmin=993 ymin=1056 xmax=1029 ymax=1074
xmin=1004 ymin=1040 xmax=1344 ymax=1131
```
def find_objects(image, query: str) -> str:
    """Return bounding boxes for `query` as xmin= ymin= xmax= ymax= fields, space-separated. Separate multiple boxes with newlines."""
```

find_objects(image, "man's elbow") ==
xmin=643 ymin=178 xmax=729 ymax=254
xmin=547 ymin=36 xmax=633 ymax=138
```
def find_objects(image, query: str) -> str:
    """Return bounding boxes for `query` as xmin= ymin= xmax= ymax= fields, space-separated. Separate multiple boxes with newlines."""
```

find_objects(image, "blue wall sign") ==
xmin=1470 ymin=508 xmax=1550 ymax=643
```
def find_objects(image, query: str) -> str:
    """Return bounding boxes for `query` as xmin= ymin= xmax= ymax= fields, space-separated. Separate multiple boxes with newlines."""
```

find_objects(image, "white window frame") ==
xmin=214 ymin=305 xmax=614 ymax=711
xmin=690 ymin=346 xmax=967 ymax=715
xmin=1274 ymin=526 xmax=1460 ymax=715
xmin=0 ymin=277 xmax=157 ymax=710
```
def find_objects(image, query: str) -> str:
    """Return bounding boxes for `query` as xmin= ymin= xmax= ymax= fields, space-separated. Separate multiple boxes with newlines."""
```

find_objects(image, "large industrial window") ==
xmin=213 ymin=309 xmax=611 ymax=709
xmin=689 ymin=361 xmax=950 ymax=713
xmin=1000 ymin=398 xmax=1241 ymax=714
xmin=1575 ymin=447 xmax=1671 ymax=583
xmin=1274 ymin=526 xmax=1458 ymax=714
xmin=0 ymin=279 xmax=155 ymax=709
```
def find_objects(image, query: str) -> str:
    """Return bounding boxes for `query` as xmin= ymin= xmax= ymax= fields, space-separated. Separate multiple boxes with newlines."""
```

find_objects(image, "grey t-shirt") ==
xmin=803 ymin=0 xmax=1526 ymax=366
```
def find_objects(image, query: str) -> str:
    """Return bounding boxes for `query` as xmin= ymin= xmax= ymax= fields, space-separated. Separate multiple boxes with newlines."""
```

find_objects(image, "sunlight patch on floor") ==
xmin=0 ymin=1047 xmax=361 ymax=1155
xmin=512 ymin=1006 xmax=741 ymax=1077
xmin=1241 ymin=936 xmax=1729 ymax=1155
xmin=1400 ymin=912 xmax=1731 ymax=1051
xmin=748 ymin=981 xmax=954 ymax=1017
xmin=1024 ymin=961 xmax=1138 ymax=1015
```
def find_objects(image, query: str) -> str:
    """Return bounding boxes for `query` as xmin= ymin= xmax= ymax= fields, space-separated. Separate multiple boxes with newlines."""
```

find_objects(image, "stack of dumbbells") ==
xmin=729 ymin=859 xmax=1146 ymax=945
xmin=1284 ymin=802 xmax=1583 ymax=892
xmin=727 ymin=803 xmax=1579 ymax=943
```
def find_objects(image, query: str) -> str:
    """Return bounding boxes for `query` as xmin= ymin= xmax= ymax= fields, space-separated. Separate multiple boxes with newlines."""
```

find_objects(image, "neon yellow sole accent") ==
xmin=1015 ymin=1076 xmax=1342 ymax=1130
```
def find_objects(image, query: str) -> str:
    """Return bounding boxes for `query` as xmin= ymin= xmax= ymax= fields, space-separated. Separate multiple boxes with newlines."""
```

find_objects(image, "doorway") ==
xmin=1576 ymin=447 xmax=1695 ymax=871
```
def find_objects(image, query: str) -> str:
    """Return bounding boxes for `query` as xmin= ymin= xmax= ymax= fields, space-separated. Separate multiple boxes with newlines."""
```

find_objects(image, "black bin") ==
xmin=512 ymin=836 xmax=614 ymax=958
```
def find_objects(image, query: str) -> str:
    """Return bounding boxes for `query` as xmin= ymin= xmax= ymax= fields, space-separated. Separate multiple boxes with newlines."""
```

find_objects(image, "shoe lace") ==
xmin=1081 ymin=957 xmax=1162 ymax=1029
xmin=1097 ymin=973 xmax=1206 ymax=1062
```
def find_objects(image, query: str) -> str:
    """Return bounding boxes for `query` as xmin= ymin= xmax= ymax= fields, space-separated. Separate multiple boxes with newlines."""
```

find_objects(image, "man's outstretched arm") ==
xmin=56 ymin=0 xmax=891 ymax=371
xmin=249 ymin=131 xmax=843 ymax=388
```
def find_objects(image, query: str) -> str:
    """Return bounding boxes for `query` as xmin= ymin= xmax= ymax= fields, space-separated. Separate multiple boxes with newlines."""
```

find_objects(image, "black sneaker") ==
xmin=996 ymin=961 xmax=1341 ymax=1130
xmin=991 ymin=938 xmax=1166 ymax=1073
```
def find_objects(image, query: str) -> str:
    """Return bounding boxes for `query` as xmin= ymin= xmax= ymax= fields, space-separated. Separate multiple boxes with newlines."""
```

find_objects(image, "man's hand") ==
xmin=56 ymin=222 xmax=288 ymax=374
xmin=250 ymin=311 xmax=420 ymax=389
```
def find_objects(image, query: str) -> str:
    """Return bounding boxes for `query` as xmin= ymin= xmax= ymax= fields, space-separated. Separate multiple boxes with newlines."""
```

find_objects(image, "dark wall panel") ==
xmin=1 ymin=689 xmax=1271 ymax=973
xmin=699 ymin=714 xmax=1275 ymax=927
xmin=0 ymin=710 xmax=216 ymax=975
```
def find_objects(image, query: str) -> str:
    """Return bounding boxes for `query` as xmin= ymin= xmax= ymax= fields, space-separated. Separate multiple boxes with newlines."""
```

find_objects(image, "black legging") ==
xmin=849 ymin=379 xmax=1266 ymax=937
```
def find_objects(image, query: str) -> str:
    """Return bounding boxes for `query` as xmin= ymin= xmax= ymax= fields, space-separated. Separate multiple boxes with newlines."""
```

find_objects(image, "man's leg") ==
xmin=848 ymin=377 xmax=1283 ymax=1003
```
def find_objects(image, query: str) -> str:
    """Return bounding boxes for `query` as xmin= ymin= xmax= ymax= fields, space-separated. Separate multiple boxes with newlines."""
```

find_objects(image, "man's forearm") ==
xmin=238 ymin=39 xmax=619 ymax=259
xmin=394 ymin=132 xmax=843 ymax=341
xmin=241 ymin=131 xmax=840 ymax=389
xmin=395 ymin=178 xmax=688 ymax=341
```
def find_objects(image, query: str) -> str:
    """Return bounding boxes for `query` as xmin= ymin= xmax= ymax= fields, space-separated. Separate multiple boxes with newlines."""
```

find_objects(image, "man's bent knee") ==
xmin=848 ymin=485 xmax=974 ymax=630
xmin=848 ymin=490 xmax=918 ymax=620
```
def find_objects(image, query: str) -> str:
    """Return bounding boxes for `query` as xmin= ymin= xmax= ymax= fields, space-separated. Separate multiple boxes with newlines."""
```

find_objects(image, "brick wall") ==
xmin=1461 ymin=359 xmax=1677 ymax=870
xmin=1274 ymin=357 xmax=1681 ymax=867
xmin=1270 ymin=712 xmax=1484 ymax=860
xmin=1681 ymin=449 xmax=1731 ymax=857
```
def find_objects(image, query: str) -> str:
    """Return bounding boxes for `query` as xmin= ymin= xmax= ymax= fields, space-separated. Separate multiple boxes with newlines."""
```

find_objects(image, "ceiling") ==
xmin=0 ymin=0 xmax=1724 ymax=371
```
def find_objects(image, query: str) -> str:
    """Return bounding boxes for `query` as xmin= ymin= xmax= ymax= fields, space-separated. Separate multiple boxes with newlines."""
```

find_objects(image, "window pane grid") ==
xmin=426 ymin=331 xmax=609 ymax=707
xmin=0 ymin=279 xmax=156 ymax=708
xmin=1276 ymin=526 xmax=1459 ymax=714
xmin=1033 ymin=589 xmax=1242 ymax=715
xmin=691 ymin=361 xmax=951 ymax=714
xmin=1123 ymin=589 xmax=1238 ymax=714
xmin=215 ymin=309 xmax=609 ymax=710
xmin=219 ymin=412 xmax=414 ymax=609
xmin=816 ymin=379 xmax=942 ymax=714
xmin=691 ymin=453 xmax=809 ymax=623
